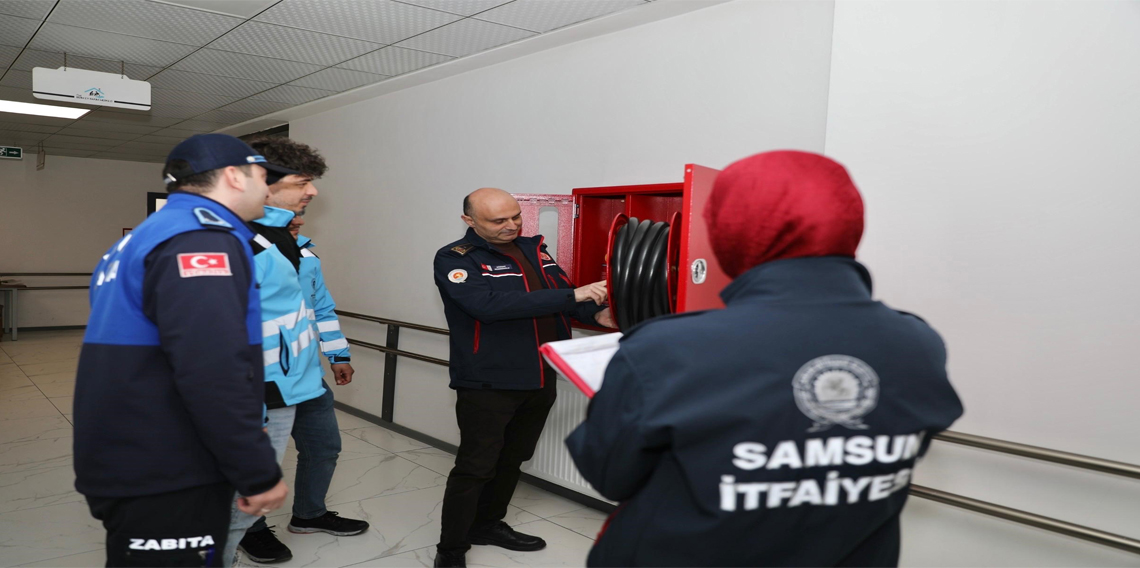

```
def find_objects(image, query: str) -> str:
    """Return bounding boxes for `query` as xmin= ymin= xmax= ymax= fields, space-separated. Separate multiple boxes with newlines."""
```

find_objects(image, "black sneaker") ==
xmin=287 ymin=511 xmax=369 ymax=536
xmin=238 ymin=527 xmax=292 ymax=564
xmin=468 ymin=521 xmax=547 ymax=552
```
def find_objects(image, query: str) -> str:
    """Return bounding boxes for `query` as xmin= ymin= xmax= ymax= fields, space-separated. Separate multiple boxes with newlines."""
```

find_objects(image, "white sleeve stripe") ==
xmin=321 ymin=338 xmax=349 ymax=352
xmin=317 ymin=321 xmax=341 ymax=333
xmin=263 ymin=348 xmax=280 ymax=366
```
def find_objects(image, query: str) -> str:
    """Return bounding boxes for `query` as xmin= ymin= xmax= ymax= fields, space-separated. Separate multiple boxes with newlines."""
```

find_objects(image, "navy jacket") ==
xmin=75 ymin=193 xmax=281 ymax=499
xmin=566 ymin=257 xmax=963 ymax=567
xmin=434 ymin=228 xmax=605 ymax=390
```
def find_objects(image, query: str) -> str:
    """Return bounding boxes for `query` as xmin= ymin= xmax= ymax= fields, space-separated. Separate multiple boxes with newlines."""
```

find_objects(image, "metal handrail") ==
xmin=334 ymin=309 xmax=1140 ymax=555
xmin=0 ymin=286 xmax=89 ymax=290
xmin=934 ymin=430 xmax=1140 ymax=481
xmin=0 ymin=273 xmax=92 ymax=277
xmin=910 ymin=485 xmax=1140 ymax=554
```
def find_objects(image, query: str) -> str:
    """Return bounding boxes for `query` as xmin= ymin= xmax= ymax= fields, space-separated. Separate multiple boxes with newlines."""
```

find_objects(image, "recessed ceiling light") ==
xmin=0 ymin=100 xmax=90 ymax=119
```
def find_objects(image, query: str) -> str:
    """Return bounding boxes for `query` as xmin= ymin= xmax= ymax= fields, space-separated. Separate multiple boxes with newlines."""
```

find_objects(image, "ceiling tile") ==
xmin=172 ymin=118 xmax=228 ymax=131
xmin=141 ymin=104 xmax=209 ymax=119
xmin=207 ymin=21 xmax=383 ymax=66
xmin=192 ymin=109 xmax=258 ymax=124
xmin=474 ymin=0 xmax=644 ymax=33
xmin=88 ymin=151 xmax=165 ymax=163
xmin=40 ymin=135 xmax=119 ymax=151
xmin=0 ymin=0 xmax=57 ymax=20
xmin=255 ymin=0 xmax=462 ymax=44
xmin=48 ymin=0 xmax=243 ymax=46
xmin=395 ymin=0 xmax=513 ymax=17
xmin=172 ymin=49 xmax=323 ymax=84
xmin=77 ymin=111 xmax=179 ymax=130
xmin=43 ymin=148 xmax=98 ymax=158
xmin=0 ymin=131 xmax=51 ymax=146
xmin=0 ymin=15 xmax=41 ymax=48
xmin=289 ymin=67 xmax=387 ymax=91
xmin=28 ymin=23 xmax=200 ymax=67
xmin=1 ymin=45 xmax=22 ymax=68
xmin=0 ymin=120 xmax=59 ymax=134
xmin=217 ymin=98 xmax=292 ymax=116
xmin=151 ymin=126 xmax=209 ymax=139
xmin=337 ymin=46 xmax=452 ymax=76
xmin=116 ymin=139 xmax=179 ymax=154
xmin=53 ymin=126 xmax=147 ymax=141
xmin=151 ymin=87 xmax=240 ymax=109
xmin=396 ymin=18 xmax=535 ymax=57
xmin=147 ymin=69 xmax=275 ymax=99
xmin=154 ymin=0 xmax=279 ymax=19
xmin=134 ymin=134 xmax=189 ymax=145
xmin=252 ymin=84 xmax=334 ymax=105
xmin=9 ymin=49 xmax=163 ymax=80
xmin=0 ymin=69 xmax=32 ymax=89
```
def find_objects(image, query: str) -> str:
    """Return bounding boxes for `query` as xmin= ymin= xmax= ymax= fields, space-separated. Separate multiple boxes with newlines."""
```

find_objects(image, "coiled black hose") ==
xmin=610 ymin=217 xmax=672 ymax=330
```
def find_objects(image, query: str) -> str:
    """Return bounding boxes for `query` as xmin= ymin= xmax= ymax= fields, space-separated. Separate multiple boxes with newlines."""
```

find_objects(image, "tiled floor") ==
xmin=0 ymin=330 xmax=607 ymax=567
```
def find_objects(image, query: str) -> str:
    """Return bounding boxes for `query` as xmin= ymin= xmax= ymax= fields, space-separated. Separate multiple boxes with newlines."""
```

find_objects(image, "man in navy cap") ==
xmin=566 ymin=151 xmax=964 ymax=567
xmin=74 ymin=134 xmax=298 ymax=567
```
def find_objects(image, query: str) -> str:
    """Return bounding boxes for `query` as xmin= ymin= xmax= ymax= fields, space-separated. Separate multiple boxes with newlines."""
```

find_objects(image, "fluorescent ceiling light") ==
xmin=0 ymin=99 xmax=90 ymax=119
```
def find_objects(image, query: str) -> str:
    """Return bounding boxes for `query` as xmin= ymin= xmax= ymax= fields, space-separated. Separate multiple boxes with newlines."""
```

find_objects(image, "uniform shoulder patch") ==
xmin=177 ymin=253 xmax=232 ymax=278
xmin=193 ymin=207 xmax=233 ymax=229
xmin=451 ymin=244 xmax=474 ymax=256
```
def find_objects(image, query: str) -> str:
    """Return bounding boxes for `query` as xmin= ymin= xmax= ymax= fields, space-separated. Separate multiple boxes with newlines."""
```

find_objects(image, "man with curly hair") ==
xmin=225 ymin=137 xmax=369 ymax=565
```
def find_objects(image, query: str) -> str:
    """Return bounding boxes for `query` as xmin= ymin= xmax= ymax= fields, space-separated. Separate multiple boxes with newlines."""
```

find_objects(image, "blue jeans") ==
xmin=249 ymin=382 xmax=340 ymax=533
xmin=223 ymin=405 xmax=295 ymax=568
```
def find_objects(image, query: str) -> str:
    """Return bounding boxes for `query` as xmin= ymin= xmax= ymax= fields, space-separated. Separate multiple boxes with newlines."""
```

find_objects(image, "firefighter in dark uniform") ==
xmin=566 ymin=151 xmax=965 ymax=567
xmin=74 ymin=134 xmax=298 ymax=567
xmin=432 ymin=188 xmax=613 ymax=568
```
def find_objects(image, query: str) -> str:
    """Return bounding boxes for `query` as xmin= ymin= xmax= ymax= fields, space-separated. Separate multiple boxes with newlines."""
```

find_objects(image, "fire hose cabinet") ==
xmin=570 ymin=164 xmax=732 ymax=331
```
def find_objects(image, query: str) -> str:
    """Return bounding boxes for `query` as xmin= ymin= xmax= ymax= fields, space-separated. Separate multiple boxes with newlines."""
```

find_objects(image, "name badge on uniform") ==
xmin=177 ymin=253 xmax=232 ymax=278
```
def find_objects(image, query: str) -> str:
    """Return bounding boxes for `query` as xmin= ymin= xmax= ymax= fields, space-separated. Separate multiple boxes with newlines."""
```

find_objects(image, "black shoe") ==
xmin=468 ymin=521 xmax=547 ymax=552
xmin=238 ymin=527 xmax=293 ymax=564
xmin=287 ymin=511 xmax=370 ymax=536
xmin=434 ymin=550 xmax=467 ymax=568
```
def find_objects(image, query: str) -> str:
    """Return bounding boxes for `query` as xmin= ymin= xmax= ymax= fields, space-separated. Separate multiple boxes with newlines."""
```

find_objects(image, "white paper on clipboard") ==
xmin=539 ymin=332 xmax=623 ymax=398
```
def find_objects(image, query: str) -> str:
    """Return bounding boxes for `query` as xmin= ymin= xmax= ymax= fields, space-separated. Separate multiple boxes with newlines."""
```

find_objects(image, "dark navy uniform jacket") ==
xmin=74 ymin=192 xmax=281 ymax=499
xmin=566 ymin=257 xmax=963 ymax=567
xmin=433 ymin=228 xmax=604 ymax=390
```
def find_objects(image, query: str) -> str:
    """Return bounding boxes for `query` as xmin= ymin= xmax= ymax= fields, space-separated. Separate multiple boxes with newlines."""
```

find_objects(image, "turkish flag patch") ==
xmin=177 ymin=253 xmax=232 ymax=278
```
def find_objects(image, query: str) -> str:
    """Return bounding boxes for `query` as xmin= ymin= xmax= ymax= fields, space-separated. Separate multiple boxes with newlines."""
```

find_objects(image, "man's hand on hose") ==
xmin=574 ymin=281 xmax=608 ymax=305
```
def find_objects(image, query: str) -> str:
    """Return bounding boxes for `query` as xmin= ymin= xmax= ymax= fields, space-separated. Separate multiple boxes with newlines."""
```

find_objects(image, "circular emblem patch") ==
xmin=792 ymin=355 xmax=879 ymax=432
xmin=448 ymin=269 xmax=468 ymax=283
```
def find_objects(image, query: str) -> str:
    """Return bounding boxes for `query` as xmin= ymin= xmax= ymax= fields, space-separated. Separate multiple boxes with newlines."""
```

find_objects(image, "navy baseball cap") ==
xmin=164 ymin=133 xmax=298 ymax=186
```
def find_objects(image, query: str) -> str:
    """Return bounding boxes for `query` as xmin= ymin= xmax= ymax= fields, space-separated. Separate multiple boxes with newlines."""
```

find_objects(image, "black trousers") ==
xmin=87 ymin=482 xmax=233 ymax=567
xmin=439 ymin=378 xmax=557 ymax=554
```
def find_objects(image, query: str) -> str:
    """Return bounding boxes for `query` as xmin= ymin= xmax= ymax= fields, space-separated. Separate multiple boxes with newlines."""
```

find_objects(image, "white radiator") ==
xmin=522 ymin=378 xmax=609 ymax=502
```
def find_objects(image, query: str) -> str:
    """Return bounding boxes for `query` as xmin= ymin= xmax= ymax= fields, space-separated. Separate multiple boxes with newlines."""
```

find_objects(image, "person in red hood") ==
xmin=566 ymin=150 xmax=963 ymax=567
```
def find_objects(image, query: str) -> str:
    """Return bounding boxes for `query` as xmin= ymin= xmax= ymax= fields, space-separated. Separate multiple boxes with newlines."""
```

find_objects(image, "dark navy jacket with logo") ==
xmin=566 ymin=257 xmax=963 ymax=567
xmin=74 ymin=192 xmax=281 ymax=499
xmin=433 ymin=228 xmax=605 ymax=390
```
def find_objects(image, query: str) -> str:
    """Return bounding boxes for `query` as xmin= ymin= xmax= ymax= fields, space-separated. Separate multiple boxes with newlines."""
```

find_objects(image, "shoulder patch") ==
xmin=451 ymin=244 xmax=474 ymax=256
xmin=193 ymin=207 xmax=233 ymax=229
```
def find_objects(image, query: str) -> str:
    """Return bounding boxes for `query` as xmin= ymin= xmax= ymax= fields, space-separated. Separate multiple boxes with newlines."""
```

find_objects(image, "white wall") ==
xmin=295 ymin=0 xmax=836 ymax=443
xmin=824 ymin=1 xmax=1140 ymax=565
xmin=0 ymin=155 xmax=162 ymax=327
xmin=283 ymin=0 xmax=1139 ymax=564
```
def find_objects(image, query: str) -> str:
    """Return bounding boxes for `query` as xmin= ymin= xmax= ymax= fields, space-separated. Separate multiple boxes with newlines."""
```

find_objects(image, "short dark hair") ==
xmin=162 ymin=160 xmax=251 ymax=194
xmin=248 ymin=137 xmax=327 ymax=179
xmin=463 ymin=194 xmax=473 ymax=217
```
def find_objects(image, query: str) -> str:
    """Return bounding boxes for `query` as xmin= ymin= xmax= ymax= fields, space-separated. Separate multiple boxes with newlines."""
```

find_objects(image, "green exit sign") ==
xmin=0 ymin=146 xmax=22 ymax=160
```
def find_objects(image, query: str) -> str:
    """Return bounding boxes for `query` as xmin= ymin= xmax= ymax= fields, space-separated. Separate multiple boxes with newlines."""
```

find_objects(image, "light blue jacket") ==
xmin=297 ymin=235 xmax=351 ymax=364
xmin=252 ymin=207 xmax=325 ymax=407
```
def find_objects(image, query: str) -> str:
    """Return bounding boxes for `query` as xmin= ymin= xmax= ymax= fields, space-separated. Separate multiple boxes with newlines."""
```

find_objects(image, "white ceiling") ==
xmin=0 ymin=0 xmax=653 ymax=163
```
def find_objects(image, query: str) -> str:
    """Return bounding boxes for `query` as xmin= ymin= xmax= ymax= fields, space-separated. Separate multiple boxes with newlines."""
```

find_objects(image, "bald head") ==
xmin=462 ymin=187 xmax=523 ymax=244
